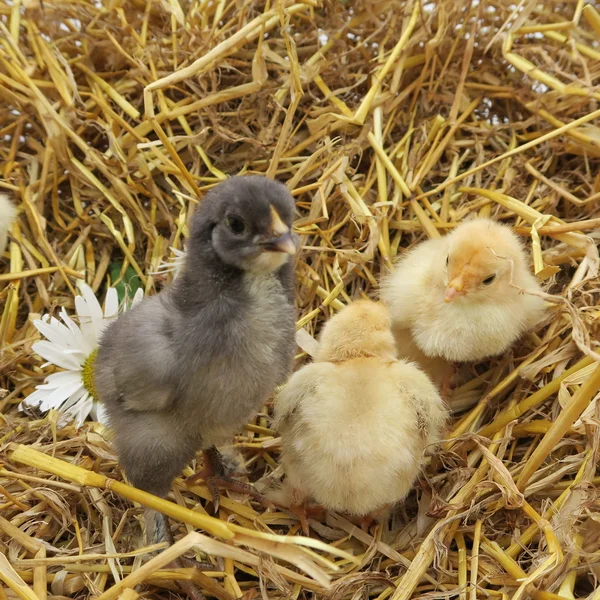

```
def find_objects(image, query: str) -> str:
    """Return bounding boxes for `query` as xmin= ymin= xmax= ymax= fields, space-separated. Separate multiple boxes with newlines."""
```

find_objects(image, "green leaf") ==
xmin=108 ymin=261 xmax=142 ymax=306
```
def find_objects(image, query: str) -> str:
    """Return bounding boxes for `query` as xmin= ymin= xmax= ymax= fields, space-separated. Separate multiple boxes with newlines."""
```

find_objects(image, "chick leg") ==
xmin=186 ymin=446 xmax=270 ymax=512
xmin=287 ymin=497 xmax=326 ymax=535
xmin=290 ymin=502 xmax=310 ymax=535
xmin=144 ymin=510 xmax=213 ymax=569
xmin=142 ymin=510 xmax=210 ymax=600
xmin=440 ymin=363 xmax=458 ymax=401
xmin=440 ymin=377 xmax=451 ymax=402
xmin=358 ymin=505 xmax=390 ymax=532
xmin=114 ymin=418 xmax=209 ymax=599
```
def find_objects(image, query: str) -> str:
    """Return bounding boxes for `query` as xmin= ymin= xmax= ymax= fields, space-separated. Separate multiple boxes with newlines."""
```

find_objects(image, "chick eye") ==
xmin=446 ymin=255 xmax=449 ymax=266
xmin=483 ymin=274 xmax=496 ymax=285
xmin=226 ymin=215 xmax=246 ymax=235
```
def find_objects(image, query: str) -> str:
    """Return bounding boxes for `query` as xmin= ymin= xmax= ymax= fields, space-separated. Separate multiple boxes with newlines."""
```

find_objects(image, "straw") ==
xmin=2 ymin=0 xmax=600 ymax=598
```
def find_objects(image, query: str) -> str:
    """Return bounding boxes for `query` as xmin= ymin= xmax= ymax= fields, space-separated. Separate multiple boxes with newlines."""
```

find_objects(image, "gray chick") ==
xmin=94 ymin=175 xmax=297 ymax=547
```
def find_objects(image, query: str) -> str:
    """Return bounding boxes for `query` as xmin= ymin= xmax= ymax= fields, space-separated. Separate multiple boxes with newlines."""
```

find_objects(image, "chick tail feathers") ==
xmin=0 ymin=193 xmax=16 ymax=256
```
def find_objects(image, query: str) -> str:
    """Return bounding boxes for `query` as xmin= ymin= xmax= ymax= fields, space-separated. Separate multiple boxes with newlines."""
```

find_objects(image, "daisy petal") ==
xmin=33 ymin=341 xmax=82 ymax=371
xmin=104 ymin=287 xmax=119 ymax=321
xmin=59 ymin=308 xmax=95 ymax=355
xmin=59 ymin=389 xmax=89 ymax=415
xmin=21 ymin=388 xmax=49 ymax=408
xmin=42 ymin=370 xmax=83 ymax=387
xmin=131 ymin=288 xmax=144 ymax=307
xmin=90 ymin=402 xmax=109 ymax=425
xmin=63 ymin=348 xmax=89 ymax=362
xmin=60 ymin=393 xmax=93 ymax=428
xmin=78 ymin=282 xmax=105 ymax=341
xmin=33 ymin=317 xmax=77 ymax=349
xmin=75 ymin=295 xmax=96 ymax=344
xmin=74 ymin=396 xmax=94 ymax=427
xmin=40 ymin=380 xmax=85 ymax=412
xmin=172 ymin=248 xmax=186 ymax=273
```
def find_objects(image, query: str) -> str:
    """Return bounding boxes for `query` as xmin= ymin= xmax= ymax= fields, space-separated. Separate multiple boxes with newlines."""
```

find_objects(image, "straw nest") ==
xmin=1 ymin=0 xmax=600 ymax=598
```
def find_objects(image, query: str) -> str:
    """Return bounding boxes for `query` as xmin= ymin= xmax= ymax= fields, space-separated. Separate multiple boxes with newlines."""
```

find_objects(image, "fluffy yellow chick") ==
xmin=273 ymin=300 xmax=448 ymax=531
xmin=390 ymin=328 xmax=455 ymax=392
xmin=381 ymin=218 xmax=547 ymax=364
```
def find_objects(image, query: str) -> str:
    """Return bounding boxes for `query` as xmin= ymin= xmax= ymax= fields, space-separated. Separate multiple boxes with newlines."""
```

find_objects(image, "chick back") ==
xmin=277 ymin=357 xmax=447 ymax=516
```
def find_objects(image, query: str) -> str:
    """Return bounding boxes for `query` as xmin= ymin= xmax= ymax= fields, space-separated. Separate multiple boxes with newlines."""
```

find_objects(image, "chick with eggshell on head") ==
xmin=380 ymin=218 xmax=548 ymax=387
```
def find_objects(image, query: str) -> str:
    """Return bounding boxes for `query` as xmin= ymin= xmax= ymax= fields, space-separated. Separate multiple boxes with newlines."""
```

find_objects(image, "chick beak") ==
xmin=261 ymin=205 xmax=296 ymax=254
xmin=261 ymin=232 xmax=296 ymax=255
xmin=444 ymin=277 xmax=464 ymax=303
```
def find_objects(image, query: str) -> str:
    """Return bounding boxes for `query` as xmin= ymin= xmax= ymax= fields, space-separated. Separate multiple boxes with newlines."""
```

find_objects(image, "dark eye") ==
xmin=483 ymin=274 xmax=496 ymax=285
xmin=446 ymin=255 xmax=449 ymax=266
xmin=226 ymin=215 xmax=246 ymax=235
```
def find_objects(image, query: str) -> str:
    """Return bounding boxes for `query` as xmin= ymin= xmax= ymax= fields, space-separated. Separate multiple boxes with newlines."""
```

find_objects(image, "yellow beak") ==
xmin=261 ymin=232 xmax=296 ymax=255
xmin=444 ymin=276 xmax=464 ymax=303
xmin=264 ymin=205 xmax=296 ymax=254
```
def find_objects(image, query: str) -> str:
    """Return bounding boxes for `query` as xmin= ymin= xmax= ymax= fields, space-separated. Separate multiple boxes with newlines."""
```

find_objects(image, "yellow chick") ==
xmin=381 ymin=218 xmax=547 ymax=364
xmin=273 ymin=299 xmax=448 ymax=532
xmin=390 ymin=327 xmax=455 ymax=393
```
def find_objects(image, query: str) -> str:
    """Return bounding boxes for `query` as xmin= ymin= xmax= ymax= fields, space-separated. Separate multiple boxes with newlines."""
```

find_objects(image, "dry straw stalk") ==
xmin=1 ymin=0 xmax=600 ymax=598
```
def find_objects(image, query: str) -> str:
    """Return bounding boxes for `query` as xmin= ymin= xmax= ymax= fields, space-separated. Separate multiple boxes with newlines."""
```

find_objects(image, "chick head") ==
xmin=190 ymin=176 xmax=297 ymax=273
xmin=316 ymin=299 xmax=397 ymax=363
xmin=444 ymin=218 xmax=528 ymax=304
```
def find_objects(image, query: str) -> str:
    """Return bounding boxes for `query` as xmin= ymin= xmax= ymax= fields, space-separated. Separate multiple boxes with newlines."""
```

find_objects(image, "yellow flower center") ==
xmin=82 ymin=348 xmax=99 ymax=399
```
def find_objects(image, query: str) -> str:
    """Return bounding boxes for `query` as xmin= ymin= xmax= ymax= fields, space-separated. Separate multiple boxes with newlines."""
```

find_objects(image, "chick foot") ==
xmin=186 ymin=446 xmax=270 ymax=513
xmin=290 ymin=502 xmax=310 ymax=535
xmin=347 ymin=505 xmax=390 ymax=532
xmin=357 ymin=512 xmax=383 ymax=532
xmin=287 ymin=498 xmax=326 ymax=535
xmin=142 ymin=509 xmax=209 ymax=600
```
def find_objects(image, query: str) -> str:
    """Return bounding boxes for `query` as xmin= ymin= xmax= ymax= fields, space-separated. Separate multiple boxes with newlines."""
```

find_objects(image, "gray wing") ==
xmin=95 ymin=294 xmax=179 ymax=412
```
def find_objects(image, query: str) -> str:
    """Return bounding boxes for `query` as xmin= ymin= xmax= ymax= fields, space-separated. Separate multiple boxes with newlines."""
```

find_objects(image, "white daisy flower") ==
xmin=21 ymin=282 xmax=144 ymax=428
xmin=150 ymin=246 xmax=186 ymax=278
